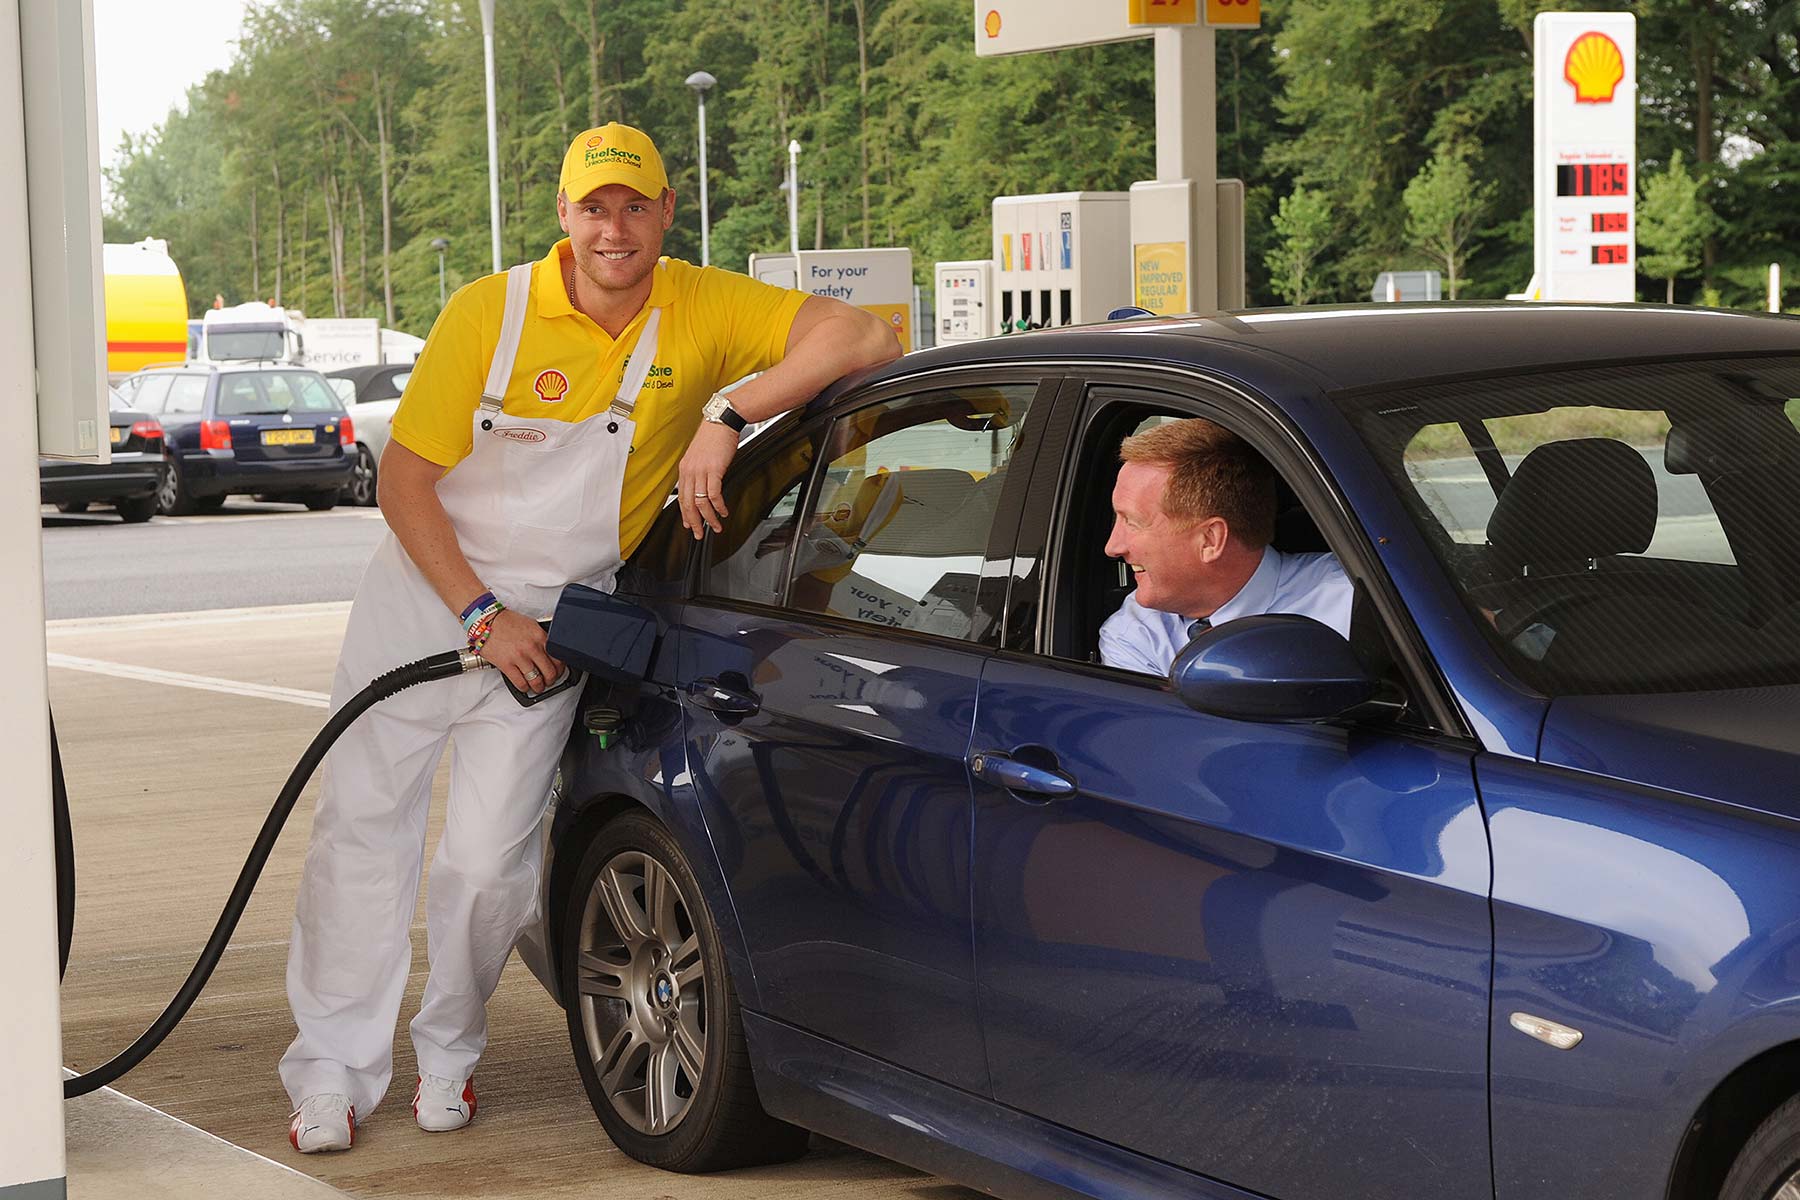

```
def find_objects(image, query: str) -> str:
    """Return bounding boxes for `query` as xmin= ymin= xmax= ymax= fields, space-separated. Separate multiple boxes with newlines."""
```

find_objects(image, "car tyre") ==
xmin=156 ymin=459 xmax=197 ymax=516
xmin=1721 ymin=1094 xmax=1800 ymax=1199
xmin=55 ymin=501 xmax=88 ymax=514
xmin=560 ymin=811 xmax=808 ymax=1173
xmin=303 ymin=491 xmax=337 ymax=512
xmin=343 ymin=444 xmax=377 ymax=507
xmin=115 ymin=494 xmax=156 ymax=523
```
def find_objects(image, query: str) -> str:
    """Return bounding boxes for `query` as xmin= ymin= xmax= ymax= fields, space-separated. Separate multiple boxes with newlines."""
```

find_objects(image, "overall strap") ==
xmin=479 ymin=262 xmax=535 ymax=413
xmin=610 ymin=306 xmax=662 ymax=420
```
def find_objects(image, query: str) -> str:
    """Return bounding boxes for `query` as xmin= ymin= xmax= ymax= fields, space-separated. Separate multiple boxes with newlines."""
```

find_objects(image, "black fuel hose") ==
xmin=60 ymin=646 xmax=483 ymax=1099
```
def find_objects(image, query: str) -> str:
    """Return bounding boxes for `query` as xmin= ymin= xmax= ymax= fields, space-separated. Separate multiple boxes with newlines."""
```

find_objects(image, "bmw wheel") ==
xmin=560 ymin=811 xmax=807 ymax=1172
xmin=1722 ymin=1094 xmax=1800 ymax=1200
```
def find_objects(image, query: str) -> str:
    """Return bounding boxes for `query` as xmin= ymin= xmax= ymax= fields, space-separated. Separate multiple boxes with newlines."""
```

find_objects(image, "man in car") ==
xmin=279 ymin=121 xmax=899 ymax=1153
xmin=1100 ymin=418 xmax=1354 ymax=676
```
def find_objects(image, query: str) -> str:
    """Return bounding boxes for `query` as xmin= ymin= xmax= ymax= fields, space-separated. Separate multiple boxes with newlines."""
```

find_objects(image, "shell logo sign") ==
xmin=983 ymin=9 xmax=1000 ymax=38
xmin=1565 ymin=32 xmax=1625 ymax=103
xmin=533 ymin=368 xmax=571 ymax=402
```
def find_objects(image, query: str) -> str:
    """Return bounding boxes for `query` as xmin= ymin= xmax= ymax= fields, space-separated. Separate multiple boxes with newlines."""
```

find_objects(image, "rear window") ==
xmin=1343 ymin=356 xmax=1800 ymax=694
xmin=217 ymin=371 xmax=342 ymax=415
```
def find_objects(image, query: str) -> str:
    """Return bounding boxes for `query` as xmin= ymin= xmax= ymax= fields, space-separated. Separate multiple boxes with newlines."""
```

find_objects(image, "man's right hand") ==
xmin=478 ymin=608 xmax=567 ymax=695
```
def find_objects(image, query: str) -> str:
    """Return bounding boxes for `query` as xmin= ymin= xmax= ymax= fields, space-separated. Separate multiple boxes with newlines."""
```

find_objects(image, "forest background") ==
xmin=103 ymin=0 xmax=1800 ymax=332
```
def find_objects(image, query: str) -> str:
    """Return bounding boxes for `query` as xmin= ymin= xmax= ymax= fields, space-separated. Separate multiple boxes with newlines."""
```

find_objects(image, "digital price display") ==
xmin=1591 ymin=244 xmax=1630 ymax=265
xmin=1590 ymin=212 xmax=1630 ymax=233
xmin=1557 ymin=163 xmax=1630 ymax=197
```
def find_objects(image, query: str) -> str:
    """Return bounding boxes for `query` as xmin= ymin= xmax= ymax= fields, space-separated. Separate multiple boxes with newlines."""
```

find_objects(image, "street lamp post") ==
xmin=478 ymin=0 xmax=502 ymax=273
xmin=431 ymin=237 xmax=450 ymax=307
xmin=685 ymin=71 xmax=716 ymax=268
xmin=787 ymin=139 xmax=801 ymax=254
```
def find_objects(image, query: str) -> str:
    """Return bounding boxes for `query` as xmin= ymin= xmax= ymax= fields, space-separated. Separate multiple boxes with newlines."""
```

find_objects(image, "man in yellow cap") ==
xmin=278 ymin=121 xmax=899 ymax=1153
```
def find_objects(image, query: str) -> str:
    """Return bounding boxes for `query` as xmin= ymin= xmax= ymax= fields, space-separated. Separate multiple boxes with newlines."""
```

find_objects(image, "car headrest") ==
xmin=1486 ymin=438 xmax=1656 ymax=565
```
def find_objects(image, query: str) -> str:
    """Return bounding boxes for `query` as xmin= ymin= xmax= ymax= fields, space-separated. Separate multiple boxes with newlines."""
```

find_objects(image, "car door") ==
xmin=969 ymin=379 xmax=1494 ymax=1200
xmin=676 ymin=375 xmax=1051 ymax=1094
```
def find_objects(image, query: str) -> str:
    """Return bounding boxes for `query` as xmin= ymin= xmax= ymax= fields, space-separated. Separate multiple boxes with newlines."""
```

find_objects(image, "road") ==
xmin=41 ymin=498 xmax=390 ymax=619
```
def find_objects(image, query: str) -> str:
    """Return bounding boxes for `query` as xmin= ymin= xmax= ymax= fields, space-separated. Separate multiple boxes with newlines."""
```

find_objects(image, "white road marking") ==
xmin=47 ymin=601 xmax=352 ymax=636
xmin=47 ymin=654 xmax=330 ymax=708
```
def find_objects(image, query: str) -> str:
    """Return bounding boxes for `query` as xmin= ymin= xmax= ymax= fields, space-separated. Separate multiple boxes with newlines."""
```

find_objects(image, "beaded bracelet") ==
xmin=467 ymin=606 xmax=503 ymax=655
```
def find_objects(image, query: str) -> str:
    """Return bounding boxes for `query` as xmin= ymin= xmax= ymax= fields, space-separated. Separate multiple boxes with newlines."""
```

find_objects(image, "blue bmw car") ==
xmin=518 ymin=304 xmax=1800 ymax=1200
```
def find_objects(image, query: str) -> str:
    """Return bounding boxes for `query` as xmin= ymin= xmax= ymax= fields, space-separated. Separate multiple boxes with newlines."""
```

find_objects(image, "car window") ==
xmin=328 ymin=378 xmax=356 ymax=406
xmin=216 ymin=374 xmax=266 ymax=416
xmin=1402 ymin=408 xmax=1735 ymax=565
xmin=164 ymin=374 xmax=207 ymax=414
xmin=703 ymin=434 xmax=819 ymax=607
xmin=389 ymin=369 xmax=412 ymax=394
xmin=129 ymin=373 xmax=173 ymax=414
xmin=1343 ymin=356 xmax=1800 ymax=694
xmin=785 ymin=384 xmax=1033 ymax=640
xmin=255 ymin=371 xmax=342 ymax=413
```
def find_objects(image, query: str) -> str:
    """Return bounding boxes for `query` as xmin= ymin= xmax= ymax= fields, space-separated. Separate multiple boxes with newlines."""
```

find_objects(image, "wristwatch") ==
xmin=701 ymin=392 xmax=747 ymax=433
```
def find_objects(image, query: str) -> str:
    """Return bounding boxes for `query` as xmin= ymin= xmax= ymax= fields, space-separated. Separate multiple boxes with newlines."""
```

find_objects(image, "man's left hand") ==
xmin=678 ymin=421 xmax=738 ymax=538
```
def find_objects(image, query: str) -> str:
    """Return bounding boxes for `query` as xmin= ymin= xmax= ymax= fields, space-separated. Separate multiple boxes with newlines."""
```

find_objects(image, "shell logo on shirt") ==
xmin=533 ymin=369 xmax=571 ymax=402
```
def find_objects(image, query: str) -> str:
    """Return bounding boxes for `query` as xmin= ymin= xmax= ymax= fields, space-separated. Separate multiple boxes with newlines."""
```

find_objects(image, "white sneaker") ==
xmin=413 ymin=1072 xmax=476 ymax=1132
xmin=289 ymin=1093 xmax=355 ymax=1153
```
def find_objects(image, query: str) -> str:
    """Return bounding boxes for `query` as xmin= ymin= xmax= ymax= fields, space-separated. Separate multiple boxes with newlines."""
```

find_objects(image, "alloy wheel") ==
xmin=347 ymin=446 xmax=376 ymax=506
xmin=573 ymin=850 xmax=708 ymax=1136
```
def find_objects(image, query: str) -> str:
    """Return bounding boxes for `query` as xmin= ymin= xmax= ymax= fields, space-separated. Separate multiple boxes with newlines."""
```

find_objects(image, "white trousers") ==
xmin=278 ymin=628 xmax=581 ymax=1115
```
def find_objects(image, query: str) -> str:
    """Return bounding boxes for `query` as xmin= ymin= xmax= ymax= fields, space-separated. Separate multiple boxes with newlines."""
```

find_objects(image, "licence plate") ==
xmin=262 ymin=428 xmax=315 ymax=446
xmin=109 ymin=426 xmax=123 ymax=445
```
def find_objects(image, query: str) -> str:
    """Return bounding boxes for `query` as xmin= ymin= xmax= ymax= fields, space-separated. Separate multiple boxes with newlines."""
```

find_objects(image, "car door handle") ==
xmin=686 ymin=677 xmax=761 ymax=717
xmin=969 ymin=751 xmax=1075 ymax=799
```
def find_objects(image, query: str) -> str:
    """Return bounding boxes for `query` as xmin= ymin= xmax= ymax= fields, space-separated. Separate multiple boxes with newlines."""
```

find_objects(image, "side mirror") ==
xmin=1171 ymin=613 xmax=1393 ymax=724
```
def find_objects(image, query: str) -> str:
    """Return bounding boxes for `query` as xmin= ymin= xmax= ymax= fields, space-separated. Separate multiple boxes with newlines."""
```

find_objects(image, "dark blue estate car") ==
xmin=39 ymin=388 xmax=165 ymax=522
xmin=117 ymin=364 xmax=354 ymax=514
xmin=519 ymin=304 xmax=1800 ymax=1200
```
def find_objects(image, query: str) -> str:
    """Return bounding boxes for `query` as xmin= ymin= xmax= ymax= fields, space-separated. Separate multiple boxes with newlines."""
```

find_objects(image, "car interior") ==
xmin=1346 ymin=359 xmax=1800 ymax=694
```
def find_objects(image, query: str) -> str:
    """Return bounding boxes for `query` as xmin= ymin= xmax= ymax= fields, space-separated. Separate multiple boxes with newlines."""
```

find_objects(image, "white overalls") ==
xmin=280 ymin=263 xmax=661 ymax=1114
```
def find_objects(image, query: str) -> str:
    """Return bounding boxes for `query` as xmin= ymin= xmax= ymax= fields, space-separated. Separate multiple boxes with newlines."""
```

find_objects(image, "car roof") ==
xmin=831 ymin=304 xmax=1800 ymax=411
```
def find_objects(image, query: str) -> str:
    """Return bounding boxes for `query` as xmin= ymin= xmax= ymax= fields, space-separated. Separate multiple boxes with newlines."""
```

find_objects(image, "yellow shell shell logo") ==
xmin=984 ymin=9 xmax=1001 ymax=38
xmin=1564 ymin=32 xmax=1625 ymax=104
xmin=533 ymin=369 xmax=570 ymax=402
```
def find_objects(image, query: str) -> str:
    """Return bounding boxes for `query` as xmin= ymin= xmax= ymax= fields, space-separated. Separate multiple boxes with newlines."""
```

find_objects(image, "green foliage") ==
xmin=101 ymin=0 xmax=1800 ymax=329
xmin=1637 ymin=151 xmax=1712 ymax=302
xmin=1264 ymin=186 xmax=1333 ymax=305
xmin=1404 ymin=148 xmax=1494 ymax=299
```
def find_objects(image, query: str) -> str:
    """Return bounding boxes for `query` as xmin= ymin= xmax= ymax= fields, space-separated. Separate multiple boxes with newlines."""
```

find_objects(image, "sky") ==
xmin=92 ymin=0 xmax=250 ymax=181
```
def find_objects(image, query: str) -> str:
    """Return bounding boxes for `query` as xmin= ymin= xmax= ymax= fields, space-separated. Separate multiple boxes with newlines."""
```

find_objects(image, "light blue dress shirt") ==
xmin=1098 ymin=546 xmax=1355 ymax=677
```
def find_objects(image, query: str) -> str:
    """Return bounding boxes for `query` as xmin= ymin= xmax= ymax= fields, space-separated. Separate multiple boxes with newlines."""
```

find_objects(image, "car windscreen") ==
xmin=1340 ymin=355 xmax=1800 ymax=695
xmin=208 ymin=327 xmax=286 ymax=362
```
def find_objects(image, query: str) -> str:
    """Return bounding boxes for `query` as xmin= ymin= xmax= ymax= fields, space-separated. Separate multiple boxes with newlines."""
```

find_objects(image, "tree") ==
xmin=1404 ymin=149 xmax=1493 ymax=300
xmin=1263 ymin=186 xmax=1333 ymax=305
xmin=1637 ymin=151 xmax=1712 ymax=303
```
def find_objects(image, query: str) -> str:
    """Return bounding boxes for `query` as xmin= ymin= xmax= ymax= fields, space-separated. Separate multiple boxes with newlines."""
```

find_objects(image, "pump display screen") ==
xmin=1557 ymin=163 xmax=1630 ymax=197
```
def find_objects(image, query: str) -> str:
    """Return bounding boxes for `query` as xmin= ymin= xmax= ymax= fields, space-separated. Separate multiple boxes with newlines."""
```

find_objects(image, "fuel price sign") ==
xmin=1532 ymin=12 xmax=1636 ymax=302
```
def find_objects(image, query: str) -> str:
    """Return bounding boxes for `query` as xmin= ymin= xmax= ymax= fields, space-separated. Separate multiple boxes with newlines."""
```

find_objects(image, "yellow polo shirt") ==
xmin=391 ymin=239 xmax=807 ymax=557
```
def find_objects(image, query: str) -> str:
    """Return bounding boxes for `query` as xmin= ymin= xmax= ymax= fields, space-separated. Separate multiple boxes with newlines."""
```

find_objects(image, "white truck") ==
xmin=196 ymin=301 xmax=305 ymax=366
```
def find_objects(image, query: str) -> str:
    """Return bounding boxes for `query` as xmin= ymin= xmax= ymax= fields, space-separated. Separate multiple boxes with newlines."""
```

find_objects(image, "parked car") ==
xmin=38 ymin=388 xmax=165 ymax=523
xmin=515 ymin=303 xmax=1800 ymax=1200
xmin=118 ymin=363 xmax=354 ymax=514
xmin=325 ymin=363 xmax=411 ymax=506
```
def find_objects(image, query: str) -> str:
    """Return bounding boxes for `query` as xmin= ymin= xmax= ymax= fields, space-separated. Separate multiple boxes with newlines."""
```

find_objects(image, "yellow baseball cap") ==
xmin=559 ymin=123 xmax=668 ymax=202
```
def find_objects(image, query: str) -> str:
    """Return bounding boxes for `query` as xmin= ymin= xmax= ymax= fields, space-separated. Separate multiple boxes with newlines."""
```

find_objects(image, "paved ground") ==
xmin=49 ymin=605 xmax=969 ymax=1200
